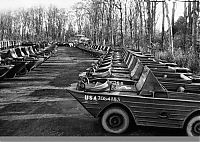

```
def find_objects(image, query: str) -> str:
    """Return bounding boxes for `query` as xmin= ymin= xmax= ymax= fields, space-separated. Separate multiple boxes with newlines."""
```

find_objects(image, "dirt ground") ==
xmin=0 ymin=45 xmax=186 ymax=136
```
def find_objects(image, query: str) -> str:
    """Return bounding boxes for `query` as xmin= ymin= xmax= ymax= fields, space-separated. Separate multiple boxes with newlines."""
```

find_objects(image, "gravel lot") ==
xmin=0 ymin=45 xmax=185 ymax=136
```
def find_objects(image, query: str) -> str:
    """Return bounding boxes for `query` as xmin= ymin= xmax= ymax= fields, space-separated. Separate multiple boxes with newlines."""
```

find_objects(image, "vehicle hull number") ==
xmin=84 ymin=95 xmax=120 ymax=102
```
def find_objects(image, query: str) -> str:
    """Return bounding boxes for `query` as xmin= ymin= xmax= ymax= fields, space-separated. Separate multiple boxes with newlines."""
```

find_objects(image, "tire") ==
xmin=101 ymin=107 xmax=130 ymax=134
xmin=186 ymin=115 xmax=200 ymax=136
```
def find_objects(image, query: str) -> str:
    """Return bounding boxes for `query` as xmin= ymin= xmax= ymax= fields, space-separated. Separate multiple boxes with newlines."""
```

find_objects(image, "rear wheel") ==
xmin=186 ymin=115 xmax=200 ymax=136
xmin=101 ymin=107 xmax=130 ymax=134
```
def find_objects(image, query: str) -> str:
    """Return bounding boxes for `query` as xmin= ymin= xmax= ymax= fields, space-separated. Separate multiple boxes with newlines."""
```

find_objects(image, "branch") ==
xmin=114 ymin=3 xmax=121 ymax=10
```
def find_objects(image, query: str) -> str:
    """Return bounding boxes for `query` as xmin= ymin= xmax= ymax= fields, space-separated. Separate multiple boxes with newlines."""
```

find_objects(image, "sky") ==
xmin=156 ymin=1 xmax=185 ymax=31
xmin=0 ymin=0 xmax=185 ymax=15
xmin=0 ymin=0 xmax=81 ymax=11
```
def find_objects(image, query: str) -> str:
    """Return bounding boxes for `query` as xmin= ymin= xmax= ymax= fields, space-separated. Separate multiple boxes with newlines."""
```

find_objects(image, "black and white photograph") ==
xmin=0 ymin=0 xmax=200 ymax=140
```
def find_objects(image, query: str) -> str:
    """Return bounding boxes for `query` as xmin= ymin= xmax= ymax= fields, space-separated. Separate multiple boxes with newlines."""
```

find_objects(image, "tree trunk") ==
xmin=172 ymin=2 xmax=175 ymax=38
xmin=124 ymin=0 xmax=127 ymax=45
xmin=129 ymin=8 xmax=133 ymax=48
xmin=183 ymin=2 xmax=187 ymax=52
xmin=137 ymin=0 xmax=143 ymax=50
xmin=119 ymin=2 xmax=123 ymax=46
xmin=109 ymin=0 xmax=114 ymax=46
xmin=101 ymin=1 xmax=105 ymax=45
xmin=147 ymin=0 xmax=151 ymax=53
xmin=192 ymin=1 xmax=198 ymax=53
xmin=161 ymin=2 xmax=165 ymax=50
xmin=165 ymin=1 xmax=174 ymax=57
xmin=188 ymin=2 xmax=192 ymax=46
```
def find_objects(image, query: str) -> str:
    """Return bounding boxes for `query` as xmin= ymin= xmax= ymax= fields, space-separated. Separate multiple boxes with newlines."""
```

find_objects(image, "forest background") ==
xmin=0 ymin=0 xmax=200 ymax=73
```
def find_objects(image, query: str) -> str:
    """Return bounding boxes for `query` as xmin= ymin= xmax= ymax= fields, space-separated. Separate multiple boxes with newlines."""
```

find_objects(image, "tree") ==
xmin=192 ymin=1 xmax=198 ymax=53
xmin=171 ymin=1 xmax=176 ymax=38
xmin=165 ymin=1 xmax=174 ymax=57
xmin=161 ymin=2 xmax=165 ymax=50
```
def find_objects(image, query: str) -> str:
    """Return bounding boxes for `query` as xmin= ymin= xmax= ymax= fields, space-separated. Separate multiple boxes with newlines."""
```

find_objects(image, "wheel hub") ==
xmin=193 ymin=121 xmax=200 ymax=135
xmin=108 ymin=114 xmax=123 ymax=128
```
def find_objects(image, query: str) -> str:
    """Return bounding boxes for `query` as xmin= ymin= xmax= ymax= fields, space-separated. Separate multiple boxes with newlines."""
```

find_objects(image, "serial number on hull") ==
xmin=84 ymin=95 xmax=120 ymax=102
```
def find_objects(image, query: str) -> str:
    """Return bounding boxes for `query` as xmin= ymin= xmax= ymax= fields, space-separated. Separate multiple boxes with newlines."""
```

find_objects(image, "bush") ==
xmin=155 ymin=50 xmax=174 ymax=62
xmin=155 ymin=47 xmax=200 ymax=74
xmin=188 ymin=57 xmax=200 ymax=73
xmin=187 ymin=50 xmax=200 ymax=73
xmin=173 ymin=48 xmax=188 ymax=67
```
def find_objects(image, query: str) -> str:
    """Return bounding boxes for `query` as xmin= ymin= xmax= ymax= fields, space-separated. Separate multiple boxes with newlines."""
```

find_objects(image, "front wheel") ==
xmin=101 ymin=107 xmax=130 ymax=134
xmin=186 ymin=115 xmax=200 ymax=136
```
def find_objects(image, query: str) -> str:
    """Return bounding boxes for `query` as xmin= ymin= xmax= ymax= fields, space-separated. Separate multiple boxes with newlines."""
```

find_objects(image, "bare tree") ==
xmin=161 ymin=2 xmax=165 ymax=50
xmin=165 ymin=1 xmax=174 ymax=57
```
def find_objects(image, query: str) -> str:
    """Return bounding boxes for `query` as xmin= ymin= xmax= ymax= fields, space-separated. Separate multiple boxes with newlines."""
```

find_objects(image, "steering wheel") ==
xmin=90 ymin=67 xmax=95 ymax=73
xmin=76 ymin=80 xmax=86 ymax=91
xmin=109 ymin=81 xmax=117 ymax=91
xmin=82 ymin=76 xmax=90 ymax=84
xmin=87 ymin=67 xmax=95 ymax=77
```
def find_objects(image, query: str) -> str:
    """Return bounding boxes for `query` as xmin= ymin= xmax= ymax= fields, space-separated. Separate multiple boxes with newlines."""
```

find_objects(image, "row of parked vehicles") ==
xmin=0 ymin=41 xmax=58 ymax=81
xmin=67 ymin=44 xmax=200 ymax=136
xmin=76 ymin=43 xmax=111 ymax=57
xmin=0 ymin=40 xmax=21 ymax=51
